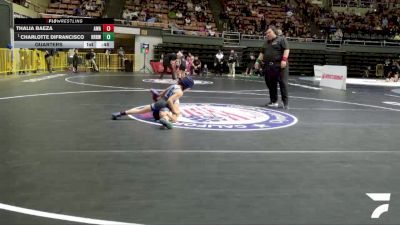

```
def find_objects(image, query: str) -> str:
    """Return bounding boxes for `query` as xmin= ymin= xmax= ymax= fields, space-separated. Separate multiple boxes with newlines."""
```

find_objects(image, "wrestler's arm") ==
xmin=166 ymin=103 xmax=180 ymax=122
xmin=166 ymin=91 xmax=183 ymax=116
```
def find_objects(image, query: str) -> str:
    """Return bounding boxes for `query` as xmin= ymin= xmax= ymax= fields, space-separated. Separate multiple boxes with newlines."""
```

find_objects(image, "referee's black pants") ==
xmin=263 ymin=64 xmax=289 ymax=106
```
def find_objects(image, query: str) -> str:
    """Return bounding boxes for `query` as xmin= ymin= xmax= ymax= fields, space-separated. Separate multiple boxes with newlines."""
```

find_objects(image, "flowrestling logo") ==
xmin=129 ymin=103 xmax=297 ymax=131
xmin=366 ymin=193 xmax=391 ymax=219
xmin=142 ymin=79 xmax=213 ymax=85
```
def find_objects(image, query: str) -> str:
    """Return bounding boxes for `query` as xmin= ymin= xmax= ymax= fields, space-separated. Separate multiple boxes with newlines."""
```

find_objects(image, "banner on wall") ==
xmin=319 ymin=65 xmax=347 ymax=90
xmin=313 ymin=65 xmax=324 ymax=80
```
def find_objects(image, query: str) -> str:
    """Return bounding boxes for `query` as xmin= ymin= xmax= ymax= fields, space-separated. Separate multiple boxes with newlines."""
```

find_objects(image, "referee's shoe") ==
xmin=266 ymin=102 xmax=278 ymax=108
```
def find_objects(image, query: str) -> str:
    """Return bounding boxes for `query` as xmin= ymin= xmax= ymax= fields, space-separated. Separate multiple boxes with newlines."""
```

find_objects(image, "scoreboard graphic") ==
xmin=14 ymin=18 xmax=114 ymax=49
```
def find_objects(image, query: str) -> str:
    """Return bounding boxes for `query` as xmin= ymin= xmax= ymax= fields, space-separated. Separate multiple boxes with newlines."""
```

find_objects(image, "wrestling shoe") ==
xmin=111 ymin=112 xmax=121 ymax=120
xmin=266 ymin=102 xmax=278 ymax=108
xmin=159 ymin=118 xmax=173 ymax=129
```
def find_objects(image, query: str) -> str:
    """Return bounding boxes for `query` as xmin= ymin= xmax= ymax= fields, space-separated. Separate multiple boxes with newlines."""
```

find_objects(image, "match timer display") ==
xmin=14 ymin=18 xmax=115 ymax=49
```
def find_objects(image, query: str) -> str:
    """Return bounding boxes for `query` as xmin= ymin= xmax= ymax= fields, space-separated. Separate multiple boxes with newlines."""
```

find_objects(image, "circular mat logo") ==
xmin=129 ymin=103 xmax=297 ymax=131
xmin=392 ymin=88 xmax=400 ymax=94
xmin=142 ymin=79 xmax=213 ymax=85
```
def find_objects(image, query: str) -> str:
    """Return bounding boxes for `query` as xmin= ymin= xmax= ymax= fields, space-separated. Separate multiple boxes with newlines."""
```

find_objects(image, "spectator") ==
xmin=175 ymin=51 xmax=186 ymax=79
xmin=169 ymin=22 xmax=185 ymax=35
xmin=203 ymin=64 xmax=208 ymax=76
xmin=214 ymin=50 xmax=224 ymax=76
xmin=87 ymin=49 xmax=99 ymax=72
xmin=382 ymin=17 xmax=388 ymax=29
xmin=122 ymin=9 xmax=131 ymax=24
xmin=185 ymin=16 xmax=191 ymax=25
xmin=118 ymin=47 xmax=125 ymax=70
xmin=386 ymin=60 xmax=399 ymax=82
xmin=72 ymin=49 xmax=80 ymax=73
xmin=160 ymin=52 xmax=177 ymax=79
xmin=195 ymin=4 xmax=201 ymax=12
xmin=186 ymin=52 xmax=194 ymax=75
xmin=245 ymin=52 xmax=256 ymax=76
xmin=68 ymin=48 xmax=74 ymax=70
xmin=192 ymin=55 xmax=202 ymax=76
xmin=228 ymin=49 xmax=238 ymax=77
xmin=132 ymin=8 xmax=140 ymax=20
xmin=176 ymin=10 xmax=183 ymax=19
xmin=146 ymin=14 xmax=157 ymax=23
xmin=18 ymin=48 xmax=27 ymax=75
xmin=187 ymin=1 xmax=193 ymax=10
xmin=73 ymin=7 xmax=82 ymax=16
xmin=168 ymin=9 xmax=177 ymax=19
xmin=333 ymin=28 xmax=343 ymax=41
xmin=208 ymin=28 xmax=216 ymax=37
xmin=105 ymin=49 xmax=111 ymax=71
xmin=45 ymin=49 xmax=55 ymax=73
xmin=205 ymin=22 xmax=212 ymax=31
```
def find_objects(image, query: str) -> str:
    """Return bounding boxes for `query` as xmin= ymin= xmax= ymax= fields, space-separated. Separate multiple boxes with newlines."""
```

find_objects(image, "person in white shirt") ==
xmin=195 ymin=5 xmax=201 ymax=12
xmin=185 ymin=16 xmax=191 ymax=25
xmin=205 ymin=22 xmax=212 ymax=30
xmin=209 ymin=28 xmax=216 ymax=36
xmin=176 ymin=11 xmax=183 ymax=18
xmin=214 ymin=50 xmax=224 ymax=76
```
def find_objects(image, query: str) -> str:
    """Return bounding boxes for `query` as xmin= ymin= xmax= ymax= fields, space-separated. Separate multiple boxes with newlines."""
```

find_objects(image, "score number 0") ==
xmin=102 ymin=24 xmax=114 ymax=32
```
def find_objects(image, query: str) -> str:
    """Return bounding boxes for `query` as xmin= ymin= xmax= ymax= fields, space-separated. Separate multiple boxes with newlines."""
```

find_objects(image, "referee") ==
xmin=257 ymin=27 xmax=290 ymax=109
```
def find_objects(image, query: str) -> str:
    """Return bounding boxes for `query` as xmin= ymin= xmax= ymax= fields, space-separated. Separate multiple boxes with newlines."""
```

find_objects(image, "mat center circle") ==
xmin=129 ymin=103 xmax=297 ymax=131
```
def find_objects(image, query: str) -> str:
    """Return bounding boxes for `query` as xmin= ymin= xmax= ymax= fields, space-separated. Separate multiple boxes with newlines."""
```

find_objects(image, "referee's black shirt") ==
xmin=261 ymin=36 xmax=289 ymax=65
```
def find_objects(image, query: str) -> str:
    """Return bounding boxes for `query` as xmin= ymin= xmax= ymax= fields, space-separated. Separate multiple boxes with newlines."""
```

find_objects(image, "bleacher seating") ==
xmin=316 ymin=3 xmax=400 ymax=41
xmin=332 ymin=0 xmax=400 ymax=8
xmin=119 ymin=0 xmax=217 ymax=36
xmin=223 ymin=0 xmax=284 ymax=34
xmin=220 ymin=0 xmax=309 ymax=37
xmin=43 ymin=0 xmax=104 ymax=18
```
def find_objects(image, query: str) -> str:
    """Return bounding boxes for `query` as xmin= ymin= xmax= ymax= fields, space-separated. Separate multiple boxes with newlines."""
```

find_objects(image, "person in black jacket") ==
xmin=45 ymin=48 xmax=56 ymax=73
xmin=258 ymin=26 xmax=290 ymax=109
xmin=387 ymin=60 xmax=399 ymax=82
xmin=160 ymin=52 xmax=178 ymax=79
xmin=72 ymin=49 xmax=80 ymax=73
xmin=245 ymin=52 xmax=256 ymax=76
xmin=192 ymin=56 xmax=202 ymax=76
xmin=87 ymin=49 xmax=99 ymax=72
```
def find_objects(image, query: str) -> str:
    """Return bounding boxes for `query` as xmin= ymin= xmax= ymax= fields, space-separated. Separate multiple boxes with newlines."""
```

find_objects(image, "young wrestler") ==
xmin=111 ymin=76 xmax=194 ymax=129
